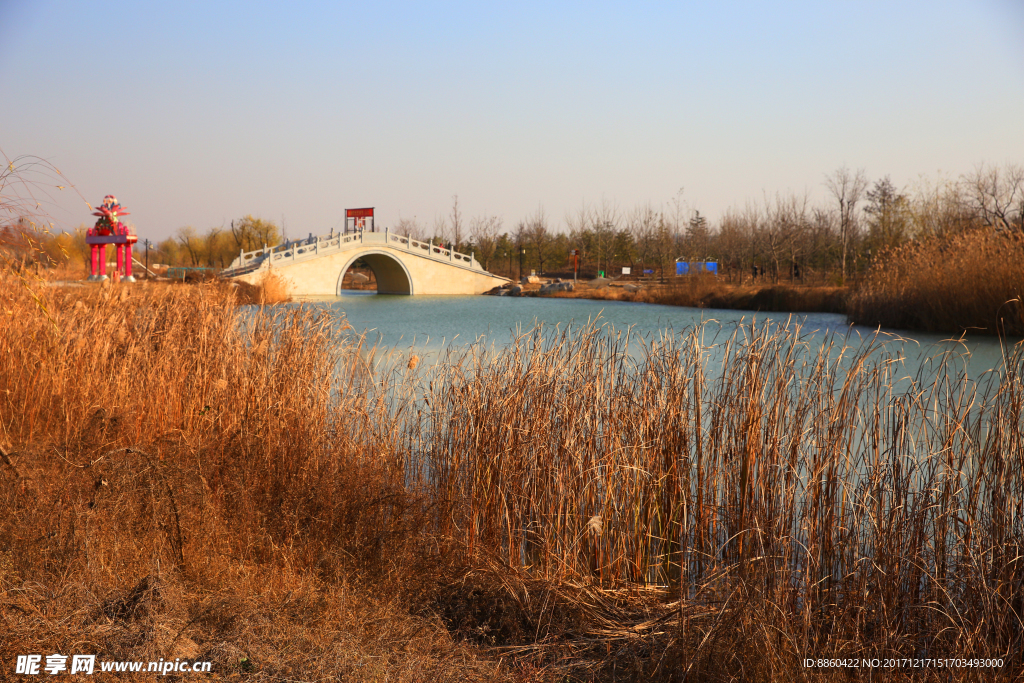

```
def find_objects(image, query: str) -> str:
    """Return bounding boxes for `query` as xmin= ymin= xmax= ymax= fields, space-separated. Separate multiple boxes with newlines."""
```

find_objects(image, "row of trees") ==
xmin=0 ymin=214 xmax=283 ymax=273
xmin=6 ymin=164 xmax=1020 ymax=282
xmin=411 ymin=163 xmax=1021 ymax=283
xmin=152 ymin=216 xmax=282 ymax=269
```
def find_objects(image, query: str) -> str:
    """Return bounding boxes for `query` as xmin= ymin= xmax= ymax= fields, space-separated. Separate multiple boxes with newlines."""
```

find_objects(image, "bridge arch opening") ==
xmin=337 ymin=250 xmax=414 ymax=295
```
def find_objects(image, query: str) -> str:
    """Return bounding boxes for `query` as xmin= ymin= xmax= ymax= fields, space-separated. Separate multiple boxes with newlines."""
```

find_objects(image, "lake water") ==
xmin=293 ymin=292 xmax=1013 ymax=378
xmin=281 ymin=296 xmax=1020 ymax=592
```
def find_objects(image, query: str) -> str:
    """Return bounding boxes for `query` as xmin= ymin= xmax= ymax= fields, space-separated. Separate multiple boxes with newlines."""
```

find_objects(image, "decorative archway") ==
xmin=336 ymin=250 xmax=414 ymax=295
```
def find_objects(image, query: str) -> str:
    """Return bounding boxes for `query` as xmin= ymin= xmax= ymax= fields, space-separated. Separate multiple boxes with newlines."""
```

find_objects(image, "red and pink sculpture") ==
xmin=86 ymin=195 xmax=137 ymax=282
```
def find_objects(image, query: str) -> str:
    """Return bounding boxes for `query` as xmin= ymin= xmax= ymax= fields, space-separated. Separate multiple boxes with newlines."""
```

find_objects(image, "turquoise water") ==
xmin=291 ymin=292 xmax=1014 ymax=377
xmin=280 ymin=296 xmax=1018 ymax=591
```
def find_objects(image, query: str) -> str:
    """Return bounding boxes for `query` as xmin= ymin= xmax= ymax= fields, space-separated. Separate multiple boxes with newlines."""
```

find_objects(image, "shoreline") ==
xmin=543 ymin=279 xmax=848 ymax=314
xmin=496 ymin=277 xmax=1021 ymax=337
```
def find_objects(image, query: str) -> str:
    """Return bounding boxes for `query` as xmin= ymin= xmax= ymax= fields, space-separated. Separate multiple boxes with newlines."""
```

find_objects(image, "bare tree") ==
xmin=742 ymin=203 xmax=765 ymax=280
xmin=668 ymin=188 xmax=688 ymax=258
xmin=824 ymin=165 xmax=868 ymax=283
xmin=760 ymin=193 xmax=809 ymax=282
xmin=628 ymin=203 xmax=659 ymax=276
xmin=513 ymin=219 xmax=529 ymax=278
xmin=653 ymin=213 xmax=677 ymax=282
xmin=431 ymin=214 xmax=449 ymax=245
xmin=807 ymin=207 xmax=838 ymax=277
xmin=450 ymin=195 xmax=464 ymax=249
xmin=907 ymin=174 xmax=974 ymax=237
xmin=230 ymin=215 xmax=280 ymax=252
xmin=611 ymin=228 xmax=637 ymax=273
xmin=395 ymin=216 xmax=426 ymax=241
xmin=177 ymin=226 xmax=201 ymax=266
xmin=523 ymin=207 xmax=552 ymax=274
xmin=687 ymin=210 xmax=710 ymax=261
xmin=716 ymin=208 xmax=751 ymax=282
xmin=590 ymin=200 xmax=619 ymax=275
xmin=864 ymin=176 xmax=911 ymax=252
xmin=205 ymin=226 xmax=224 ymax=267
xmin=566 ymin=203 xmax=592 ymax=272
xmin=964 ymin=162 xmax=1024 ymax=231
xmin=494 ymin=232 xmax=515 ymax=277
xmin=469 ymin=214 xmax=502 ymax=270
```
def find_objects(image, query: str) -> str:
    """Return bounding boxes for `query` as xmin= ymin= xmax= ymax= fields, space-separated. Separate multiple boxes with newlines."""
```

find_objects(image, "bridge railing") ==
xmin=223 ymin=230 xmax=483 ymax=276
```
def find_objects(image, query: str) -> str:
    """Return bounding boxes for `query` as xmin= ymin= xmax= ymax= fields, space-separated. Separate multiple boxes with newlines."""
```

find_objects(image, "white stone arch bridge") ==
xmin=222 ymin=231 xmax=509 ymax=295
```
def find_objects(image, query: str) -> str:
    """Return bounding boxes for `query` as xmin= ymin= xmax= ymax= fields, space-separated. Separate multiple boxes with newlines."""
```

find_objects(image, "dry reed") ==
xmin=230 ymin=269 xmax=292 ymax=305
xmin=3 ymin=267 xmax=1023 ymax=681
xmin=406 ymin=318 xmax=1024 ymax=679
xmin=0 ymin=275 xmax=502 ymax=681
xmin=849 ymin=229 xmax=1024 ymax=335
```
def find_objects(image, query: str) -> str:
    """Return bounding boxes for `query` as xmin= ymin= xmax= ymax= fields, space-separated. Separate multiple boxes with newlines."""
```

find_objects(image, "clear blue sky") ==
xmin=2 ymin=0 xmax=1022 ymax=241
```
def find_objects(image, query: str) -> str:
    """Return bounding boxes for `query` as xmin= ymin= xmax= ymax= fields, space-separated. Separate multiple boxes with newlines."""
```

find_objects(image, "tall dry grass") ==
xmin=412 ymin=321 xmax=1024 ymax=678
xmin=230 ymin=269 xmax=292 ymax=305
xmin=0 ymin=275 xmax=503 ymax=681
xmin=849 ymin=229 xmax=1024 ymax=335
xmin=3 ymin=268 xmax=1024 ymax=680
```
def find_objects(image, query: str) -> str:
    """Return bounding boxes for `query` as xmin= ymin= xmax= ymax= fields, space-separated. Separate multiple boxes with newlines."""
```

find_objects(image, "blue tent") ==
xmin=676 ymin=261 xmax=718 ymax=276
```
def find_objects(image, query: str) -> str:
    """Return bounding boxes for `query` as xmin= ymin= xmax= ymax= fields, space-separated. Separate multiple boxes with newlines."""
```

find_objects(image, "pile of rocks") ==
xmin=486 ymin=283 xmax=522 ymax=296
xmin=484 ymin=278 xmax=576 ymax=297
xmin=539 ymin=281 xmax=574 ymax=294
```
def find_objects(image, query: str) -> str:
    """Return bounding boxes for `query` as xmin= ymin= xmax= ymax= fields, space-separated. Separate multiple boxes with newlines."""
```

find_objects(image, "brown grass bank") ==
xmin=0 ymin=276 xmax=503 ymax=681
xmin=553 ymin=278 xmax=848 ymax=314
xmin=848 ymin=229 xmax=1024 ymax=336
xmin=2 ymin=270 xmax=1024 ymax=681
xmin=545 ymin=232 xmax=1023 ymax=337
